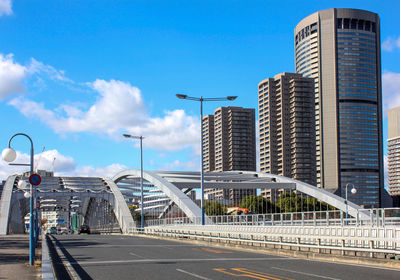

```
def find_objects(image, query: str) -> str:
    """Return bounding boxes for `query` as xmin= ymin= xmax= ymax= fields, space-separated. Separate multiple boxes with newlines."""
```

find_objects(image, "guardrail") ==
xmin=139 ymin=224 xmax=400 ymax=258
xmin=146 ymin=208 xmax=400 ymax=228
xmin=89 ymin=225 xmax=121 ymax=234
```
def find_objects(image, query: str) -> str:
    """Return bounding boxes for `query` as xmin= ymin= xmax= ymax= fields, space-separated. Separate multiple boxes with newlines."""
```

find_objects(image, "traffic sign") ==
xmin=29 ymin=174 xmax=41 ymax=186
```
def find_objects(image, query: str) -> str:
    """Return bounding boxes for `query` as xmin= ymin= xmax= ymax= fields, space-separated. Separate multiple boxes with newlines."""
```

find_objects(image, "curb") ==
xmin=49 ymin=235 xmax=80 ymax=280
xmin=42 ymin=234 xmax=55 ymax=280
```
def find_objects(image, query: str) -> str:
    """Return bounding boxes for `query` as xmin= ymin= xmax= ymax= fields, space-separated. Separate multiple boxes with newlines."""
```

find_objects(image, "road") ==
xmin=50 ymin=234 xmax=400 ymax=280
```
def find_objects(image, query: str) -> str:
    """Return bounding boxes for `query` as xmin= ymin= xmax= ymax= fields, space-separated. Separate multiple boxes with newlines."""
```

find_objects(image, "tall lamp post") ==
xmin=345 ymin=183 xmax=357 ymax=225
xmin=123 ymin=134 xmax=145 ymax=230
xmin=1 ymin=133 xmax=36 ymax=265
xmin=176 ymin=94 xmax=237 ymax=225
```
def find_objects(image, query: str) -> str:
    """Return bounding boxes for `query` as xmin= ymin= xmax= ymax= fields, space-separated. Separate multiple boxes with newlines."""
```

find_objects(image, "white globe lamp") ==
xmin=351 ymin=187 xmax=357 ymax=194
xmin=18 ymin=180 xmax=27 ymax=189
xmin=2 ymin=148 xmax=17 ymax=162
xmin=24 ymin=192 xmax=31 ymax=199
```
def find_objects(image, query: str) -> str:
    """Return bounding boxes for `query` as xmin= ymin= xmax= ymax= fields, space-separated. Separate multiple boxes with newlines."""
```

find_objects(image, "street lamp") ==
xmin=176 ymin=94 xmax=237 ymax=225
xmin=345 ymin=183 xmax=357 ymax=225
xmin=2 ymin=133 xmax=36 ymax=266
xmin=123 ymin=134 xmax=145 ymax=230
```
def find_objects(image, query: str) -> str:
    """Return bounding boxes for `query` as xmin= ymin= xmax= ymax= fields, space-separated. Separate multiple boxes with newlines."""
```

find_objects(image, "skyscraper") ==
xmin=295 ymin=8 xmax=384 ymax=207
xmin=388 ymin=106 xmax=400 ymax=197
xmin=213 ymin=107 xmax=256 ymax=172
xmin=203 ymin=106 xmax=256 ymax=201
xmin=258 ymin=72 xmax=316 ymax=186
xmin=202 ymin=115 xmax=215 ymax=172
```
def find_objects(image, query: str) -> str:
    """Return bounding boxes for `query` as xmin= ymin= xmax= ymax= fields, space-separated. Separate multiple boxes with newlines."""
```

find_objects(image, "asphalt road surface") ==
xmin=50 ymin=234 xmax=400 ymax=280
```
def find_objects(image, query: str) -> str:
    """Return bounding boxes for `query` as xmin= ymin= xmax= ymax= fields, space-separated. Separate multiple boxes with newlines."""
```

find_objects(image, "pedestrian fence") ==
xmin=138 ymin=224 xmax=400 ymax=257
xmin=146 ymin=208 xmax=400 ymax=228
xmin=136 ymin=208 xmax=400 ymax=257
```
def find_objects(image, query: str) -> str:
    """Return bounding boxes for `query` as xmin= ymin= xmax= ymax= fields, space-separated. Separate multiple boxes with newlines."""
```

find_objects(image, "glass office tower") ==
xmin=295 ymin=8 xmax=383 ymax=207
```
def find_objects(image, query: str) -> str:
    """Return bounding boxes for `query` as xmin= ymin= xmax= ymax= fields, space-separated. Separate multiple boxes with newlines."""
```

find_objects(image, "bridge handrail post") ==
xmin=340 ymin=210 xmax=344 ymax=227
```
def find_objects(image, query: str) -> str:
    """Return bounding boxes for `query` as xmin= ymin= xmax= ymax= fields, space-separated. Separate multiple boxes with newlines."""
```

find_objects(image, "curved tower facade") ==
xmin=295 ymin=8 xmax=383 ymax=207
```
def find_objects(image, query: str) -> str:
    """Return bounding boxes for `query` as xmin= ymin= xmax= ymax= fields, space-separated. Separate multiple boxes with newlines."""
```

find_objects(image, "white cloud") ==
xmin=0 ymin=53 xmax=76 ymax=101
xmin=60 ymin=163 xmax=127 ymax=179
xmin=0 ymin=54 xmax=27 ymax=100
xmin=0 ymin=0 xmax=12 ymax=16
xmin=0 ymin=149 xmax=126 ymax=181
xmin=28 ymin=58 xmax=73 ymax=83
xmin=0 ymin=149 xmax=76 ymax=181
xmin=9 ymin=79 xmax=200 ymax=152
xmin=382 ymin=71 xmax=400 ymax=114
xmin=382 ymin=36 xmax=400 ymax=52
xmin=159 ymin=159 xmax=199 ymax=171
xmin=35 ymin=149 xmax=77 ymax=172
xmin=127 ymin=109 xmax=200 ymax=152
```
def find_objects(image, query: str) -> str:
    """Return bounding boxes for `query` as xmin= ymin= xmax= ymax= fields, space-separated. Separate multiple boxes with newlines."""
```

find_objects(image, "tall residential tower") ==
xmin=203 ymin=106 xmax=256 ymax=201
xmin=258 ymin=72 xmax=316 ymax=186
xmin=295 ymin=8 xmax=384 ymax=207
xmin=388 ymin=106 xmax=400 ymax=197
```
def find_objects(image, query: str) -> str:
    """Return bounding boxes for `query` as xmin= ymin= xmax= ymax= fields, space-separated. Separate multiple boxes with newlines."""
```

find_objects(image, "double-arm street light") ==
xmin=176 ymin=94 xmax=237 ymax=225
xmin=345 ymin=183 xmax=357 ymax=225
xmin=1 ymin=133 xmax=36 ymax=266
xmin=123 ymin=134 xmax=145 ymax=230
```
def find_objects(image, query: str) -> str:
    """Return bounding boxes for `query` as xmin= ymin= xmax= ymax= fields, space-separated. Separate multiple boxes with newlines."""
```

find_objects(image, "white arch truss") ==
xmin=0 ymin=174 xmax=135 ymax=235
xmin=112 ymin=170 xmax=367 ymax=222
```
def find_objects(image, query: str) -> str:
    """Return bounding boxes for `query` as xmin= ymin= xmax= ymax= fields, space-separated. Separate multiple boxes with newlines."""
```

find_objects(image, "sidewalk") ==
xmin=0 ymin=235 xmax=42 ymax=280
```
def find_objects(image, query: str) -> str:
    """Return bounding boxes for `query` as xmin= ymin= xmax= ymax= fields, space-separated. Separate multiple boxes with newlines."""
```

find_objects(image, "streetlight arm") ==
xmin=7 ymin=133 xmax=34 ymax=174
xmin=8 ymin=133 xmax=34 ymax=150
xmin=123 ymin=134 xmax=144 ymax=140
xmin=176 ymin=95 xmax=238 ymax=102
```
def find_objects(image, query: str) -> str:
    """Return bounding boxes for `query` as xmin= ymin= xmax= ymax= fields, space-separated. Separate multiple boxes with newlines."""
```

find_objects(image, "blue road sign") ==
xmin=29 ymin=174 xmax=41 ymax=186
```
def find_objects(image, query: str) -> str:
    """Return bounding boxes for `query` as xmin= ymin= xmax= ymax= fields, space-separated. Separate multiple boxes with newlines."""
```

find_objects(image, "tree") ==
xmin=129 ymin=205 xmax=141 ymax=223
xmin=240 ymin=195 xmax=276 ymax=214
xmin=204 ymin=200 xmax=227 ymax=216
xmin=276 ymin=192 xmax=335 ymax=212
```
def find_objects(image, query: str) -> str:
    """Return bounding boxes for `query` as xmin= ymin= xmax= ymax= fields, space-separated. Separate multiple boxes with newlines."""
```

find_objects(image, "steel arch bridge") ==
xmin=0 ymin=170 xmax=366 ymax=235
xmin=112 ymin=170 xmax=367 ymax=223
xmin=0 ymin=173 xmax=135 ymax=235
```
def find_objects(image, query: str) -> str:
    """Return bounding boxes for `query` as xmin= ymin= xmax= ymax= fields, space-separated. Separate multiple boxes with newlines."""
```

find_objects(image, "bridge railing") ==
xmin=139 ymin=224 xmax=400 ymax=258
xmin=145 ymin=208 xmax=400 ymax=228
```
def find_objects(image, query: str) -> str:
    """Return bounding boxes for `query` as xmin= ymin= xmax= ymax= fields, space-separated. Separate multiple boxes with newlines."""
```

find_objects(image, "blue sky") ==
xmin=1 ymin=0 xmax=399 ymax=182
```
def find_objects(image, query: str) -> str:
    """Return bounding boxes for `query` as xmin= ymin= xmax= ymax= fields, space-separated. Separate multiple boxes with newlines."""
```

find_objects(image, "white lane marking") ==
xmin=129 ymin=252 xmax=143 ymax=258
xmin=176 ymin=269 xmax=212 ymax=280
xmin=73 ymin=257 xmax=291 ymax=265
xmin=271 ymin=267 xmax=342 ymax=280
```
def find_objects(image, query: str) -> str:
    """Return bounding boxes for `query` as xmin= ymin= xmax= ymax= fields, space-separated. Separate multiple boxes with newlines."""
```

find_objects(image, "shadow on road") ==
xmin=48 ymin=235 xmax=94 ymax=280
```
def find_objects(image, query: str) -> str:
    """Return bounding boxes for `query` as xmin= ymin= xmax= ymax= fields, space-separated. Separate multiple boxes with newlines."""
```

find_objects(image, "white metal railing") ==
xmin=138 ymin=224 xmax=400 ymax=257
xmin=145 ymin=208 xmax=400 ymax=228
